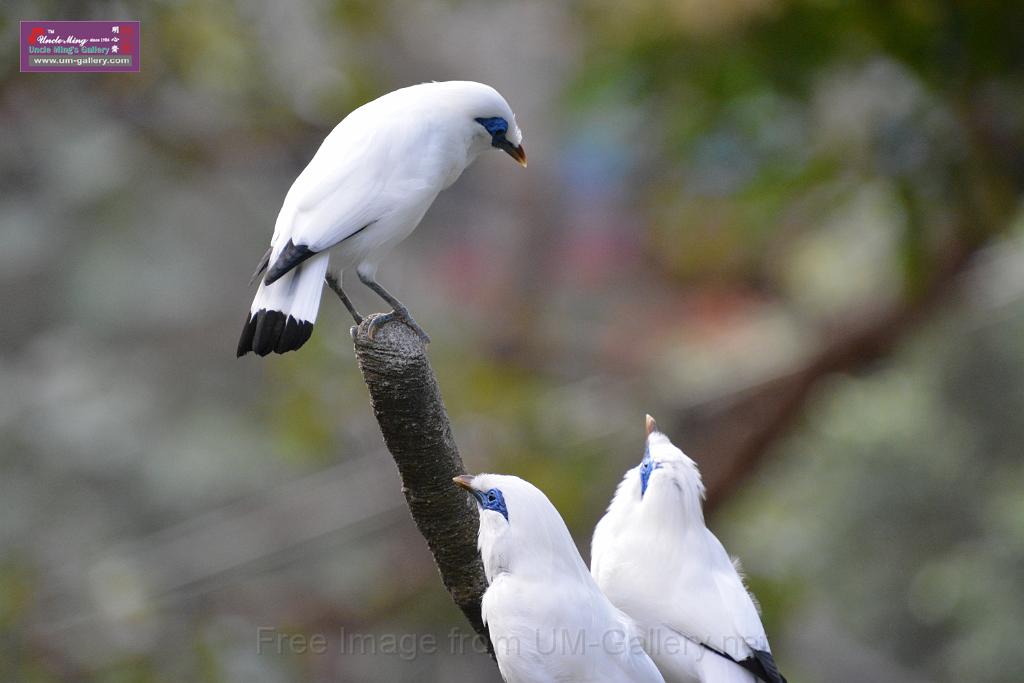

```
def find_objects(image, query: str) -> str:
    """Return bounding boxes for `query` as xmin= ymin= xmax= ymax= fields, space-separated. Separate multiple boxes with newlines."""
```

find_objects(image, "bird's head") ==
xmin=454 ymin=472 xmax=510 ymax=526
xmin=474 ymin=114 xmax=527 ymax=167
xmin=441 ymin=81 xmax=526 ymax=167
xmin=592 ymin=416 xmax=708 ymax=578
xmin=454 ymin=472 xmax=583 ymax=580
xmin=632 ymin=415 xmax=705 ymax=517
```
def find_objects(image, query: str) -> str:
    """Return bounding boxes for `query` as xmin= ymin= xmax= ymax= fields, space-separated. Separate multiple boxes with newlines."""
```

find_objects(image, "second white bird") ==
xmin=455 ymin=473 xmax=666 ymax=683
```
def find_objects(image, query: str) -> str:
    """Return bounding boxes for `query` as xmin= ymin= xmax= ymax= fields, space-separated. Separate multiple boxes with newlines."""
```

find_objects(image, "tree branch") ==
xmin=351 ymin=314 xmax=491 ymax=651
xmin=685 ymin=245 xmax=972 ymax=513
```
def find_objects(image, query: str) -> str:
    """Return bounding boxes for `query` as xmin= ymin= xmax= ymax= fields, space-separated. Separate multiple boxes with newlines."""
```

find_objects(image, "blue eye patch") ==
xmin=475 ymin=116 xmax=509 ymax=140
xmin=639 ymin=448 xmax=661 ymax=497
xmin=473 ymin=486 xmax=509 ymax=521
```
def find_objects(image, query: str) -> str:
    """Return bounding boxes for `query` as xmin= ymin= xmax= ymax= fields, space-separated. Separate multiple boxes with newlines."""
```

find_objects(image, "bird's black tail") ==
xmin=237 ymin=309 xmax=313 ymax=356
xmin=237 ymin=250 xmax=328 ymax=357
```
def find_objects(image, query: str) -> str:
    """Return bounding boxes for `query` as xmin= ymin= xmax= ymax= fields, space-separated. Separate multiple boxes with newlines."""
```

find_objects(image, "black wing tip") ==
xmin=236 ymin=311 xmax=259 ymax=357
xmin=744 ymin=649 xmax=787 ymax=683
xmin=236 ymin=309 xmax=313 ymax=357
xmin=264 ymin=240 xmax=316 ymax=286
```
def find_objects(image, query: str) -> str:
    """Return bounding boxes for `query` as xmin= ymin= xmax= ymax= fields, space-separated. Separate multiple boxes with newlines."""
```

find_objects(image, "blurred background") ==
xmin=3 ymin=0 xmax=1024 ymax=681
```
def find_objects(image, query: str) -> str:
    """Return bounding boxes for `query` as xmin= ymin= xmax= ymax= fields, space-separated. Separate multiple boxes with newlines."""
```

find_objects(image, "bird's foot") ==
xmin=366 ymin=309 xmax=431 ymax=344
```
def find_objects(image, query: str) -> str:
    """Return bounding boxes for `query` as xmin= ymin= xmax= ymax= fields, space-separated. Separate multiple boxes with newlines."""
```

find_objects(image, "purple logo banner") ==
xmin=20 ymin=20 xmax=140 ymax=73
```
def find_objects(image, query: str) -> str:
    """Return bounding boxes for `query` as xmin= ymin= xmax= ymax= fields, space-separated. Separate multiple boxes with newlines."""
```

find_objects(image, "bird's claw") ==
xmin=366 ymin=310 xmax=431 ymax=344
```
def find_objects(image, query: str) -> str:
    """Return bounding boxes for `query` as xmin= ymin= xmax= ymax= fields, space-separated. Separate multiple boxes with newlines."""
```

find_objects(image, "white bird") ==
xmin=454 ymin=473 xmax=667 ymax=683
xmin=591 ymin=416 xmax=787 ymax=683
xmin=237 ymin=81 xmax=526 ymax=356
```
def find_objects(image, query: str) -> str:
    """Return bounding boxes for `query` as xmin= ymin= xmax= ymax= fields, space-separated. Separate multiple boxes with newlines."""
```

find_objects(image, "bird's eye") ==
xmin=487 ymin=492 xmax=497 ymax=503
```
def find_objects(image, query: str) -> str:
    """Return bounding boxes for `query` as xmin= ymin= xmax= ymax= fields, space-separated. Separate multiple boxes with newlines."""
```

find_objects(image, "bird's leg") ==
xmin=325 ymin=271 xmax=363 ymax=324
xmin=356 ymin=270 xmax=431 ymax=344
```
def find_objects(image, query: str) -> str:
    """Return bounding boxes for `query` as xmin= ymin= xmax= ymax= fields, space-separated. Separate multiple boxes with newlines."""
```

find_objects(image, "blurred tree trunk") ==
xmin=688 ymin=246 xmax=972 ymax=513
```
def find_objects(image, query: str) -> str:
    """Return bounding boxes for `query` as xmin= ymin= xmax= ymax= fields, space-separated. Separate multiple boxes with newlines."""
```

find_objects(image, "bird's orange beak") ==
xmin=497 ymin=139 xmax=527 ymax=167
xmin=453 ymin=474 xmax=476 ymax=491
xmin=509 ymin=144 xmax=527 ymax=167
xmin=645 ymin=414 xmax=658 ymax=437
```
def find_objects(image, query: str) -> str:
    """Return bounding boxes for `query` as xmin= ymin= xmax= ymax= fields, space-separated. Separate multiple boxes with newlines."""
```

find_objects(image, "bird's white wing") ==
xmin=271 ymin=105 xmax=435 ymax=254
xmin=483 ymin=574 xmax=559 ymax=683
xmin=647 ymin=528 xmax=764 ymax=665
xmin=704 ymin=530 xmax=769 ymax=651
xmin=485 ymin=574 xmax=665 ymax=683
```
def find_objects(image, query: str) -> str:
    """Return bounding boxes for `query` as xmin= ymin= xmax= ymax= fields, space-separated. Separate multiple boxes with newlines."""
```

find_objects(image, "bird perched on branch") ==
xmin=454 ymin=473 xmax=666 ymax=683
xmin=237 ymin=81 xmax=526 ymax=357
xmin=591 ymin=416 xmax=787 ymax=683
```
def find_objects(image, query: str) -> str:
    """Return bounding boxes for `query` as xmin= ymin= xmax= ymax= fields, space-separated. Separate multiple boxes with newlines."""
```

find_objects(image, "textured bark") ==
xmin=351 ymin=314 xmax=491 ymax=651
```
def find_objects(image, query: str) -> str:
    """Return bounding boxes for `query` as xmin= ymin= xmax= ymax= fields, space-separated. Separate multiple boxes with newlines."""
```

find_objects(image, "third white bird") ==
xmin=591 ymin=416 xmax=787 ymax=683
